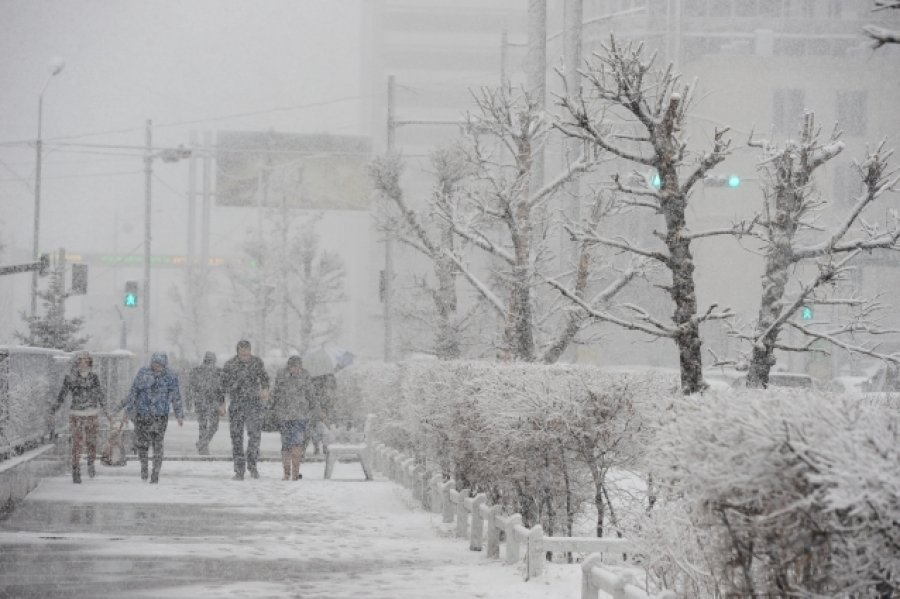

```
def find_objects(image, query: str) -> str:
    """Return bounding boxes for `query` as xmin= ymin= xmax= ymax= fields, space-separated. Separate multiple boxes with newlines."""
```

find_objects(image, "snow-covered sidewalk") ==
xmin=0 ymin=459 xmax=578 ymax=598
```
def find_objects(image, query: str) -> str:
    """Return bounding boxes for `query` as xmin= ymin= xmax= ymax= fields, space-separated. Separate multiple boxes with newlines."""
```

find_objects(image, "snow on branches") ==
xmin=640 ymin=388 xmax=900 ymax=597
xmin=553 ymin=35 xmax=734 ymax=394
xmin=733 ymin=114 xmax=900 ymax=387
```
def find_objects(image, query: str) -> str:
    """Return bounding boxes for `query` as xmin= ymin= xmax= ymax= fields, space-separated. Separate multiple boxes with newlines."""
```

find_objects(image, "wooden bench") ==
xmin=323 ymin=415 xmax=374 ymax=480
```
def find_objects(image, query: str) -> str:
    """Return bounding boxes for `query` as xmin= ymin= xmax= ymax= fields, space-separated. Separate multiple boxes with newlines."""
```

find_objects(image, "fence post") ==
xmin=420 ymin=468 xmax=431 ymax=509
xmin=525 ymin=524 xmax=544 ymax=581
xmin=580 ymin=553 xmax=604 ymax=599
xmin=456 ymin=488 xmax=470 ymax=538
xmin=429 ymin=474 xmax=443 ymax=513
xmin=504 ymin=513 xmax=522 ymax=564
xmin=486 ymin=505 xmax=501 ymax=558
xmin=611 ymin=572 xmax=633 ymax=599
xmin=469 ymin=493 xmax=486 ymax=551
xmin=441 ymin=480 xmax=455 ymax=523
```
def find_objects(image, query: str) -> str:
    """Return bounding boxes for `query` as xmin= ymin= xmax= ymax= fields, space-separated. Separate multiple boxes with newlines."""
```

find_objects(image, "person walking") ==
xmin=270 ymin=355 xmax=311 ymax=481
xmin=119 ymin=352 xmax=184 ymax=483
xmin=221 ymin=340 xmax=269 ymax=480
xmin=52 ymin=351 xmax=110 ymax=483
xmin=189 ymin=351 xmax=224 ymax=455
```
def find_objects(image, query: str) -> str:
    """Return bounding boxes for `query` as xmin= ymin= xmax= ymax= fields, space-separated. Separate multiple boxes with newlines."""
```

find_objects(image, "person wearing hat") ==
xmin=270 ymin=355 xmax=311 ymax=480
xmin=119 ymin=352 xmax=184 ymax=483
xmin=52 ymin=351 xmax=110 ymax=483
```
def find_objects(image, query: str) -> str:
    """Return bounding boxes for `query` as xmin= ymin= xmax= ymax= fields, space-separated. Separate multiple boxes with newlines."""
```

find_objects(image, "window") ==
xmin=773 ymin=88 xmax=805 ymax=133
xmin=833 ymin=162 xmax=862 ymax=204
xmin=836 ymin=90 xmax=867 ymax=137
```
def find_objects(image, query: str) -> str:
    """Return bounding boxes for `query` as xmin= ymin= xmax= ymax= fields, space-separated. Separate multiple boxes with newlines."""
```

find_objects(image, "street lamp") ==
xmin=31 ymin=57 xmax=65 ymax=316
xmin=142 ymin=119 xmax=191 ymax=357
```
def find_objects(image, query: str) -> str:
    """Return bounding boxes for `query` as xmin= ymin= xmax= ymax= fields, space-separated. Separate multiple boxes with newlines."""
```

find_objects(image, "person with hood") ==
xmin=52 ymin=351 xmax=109 ymax=483
xmin=221 ymin=340 xmax=269 ymax=480
xmin=270 ymin=355 xmax=311 ymax=481
xmin=189 ymin=351 xmax=224 ymax=455
xmin=119 ymin=352 xmax=184 ymax=483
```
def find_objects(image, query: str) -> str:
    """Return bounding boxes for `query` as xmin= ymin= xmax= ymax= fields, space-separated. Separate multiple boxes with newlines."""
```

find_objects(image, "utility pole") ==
xmin=562 ymin=0 xmax=584 ymax=266
xmin=143 ymin=119 xmax=153 ymax=358
xmin=383 ymin=74 xmax=396 ymax=362
xmin=187 ymin=131 xmax=198 ymax=280
xmin=527 ymin=0 xmax=547 ymax=190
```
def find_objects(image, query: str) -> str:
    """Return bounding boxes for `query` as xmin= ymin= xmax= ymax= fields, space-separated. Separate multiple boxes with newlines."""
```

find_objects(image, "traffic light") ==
xmin=651 ymin=173 xmax=661 ymax=189
xmin=71 ymin=264 xmax=88 ymax=295
xmin=801 ymin=306 xmax=813 ymax=320
xmin=704 ymin=174 xmax=742 ymax=188
xmin=124 ymin=280 xmax=138 ymax=308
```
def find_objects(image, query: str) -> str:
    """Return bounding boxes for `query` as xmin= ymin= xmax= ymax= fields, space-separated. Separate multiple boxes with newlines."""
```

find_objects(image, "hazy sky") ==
xmin=0 ymin=0 xmax=365 ymax=255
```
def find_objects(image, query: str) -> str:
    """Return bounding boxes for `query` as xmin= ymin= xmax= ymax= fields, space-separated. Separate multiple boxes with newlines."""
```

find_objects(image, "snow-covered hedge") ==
xmin=337 ymin=361 xmax=675 ymax=538
xmin=636 ymin=389 xmax=900 ymax=598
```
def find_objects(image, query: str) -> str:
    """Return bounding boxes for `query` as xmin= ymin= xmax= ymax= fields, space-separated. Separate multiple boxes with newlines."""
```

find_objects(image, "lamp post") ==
xmin=142 ymin=119 xmax=191 ymax=357
xmin=30 ymin=57 xmax=65 ymax=317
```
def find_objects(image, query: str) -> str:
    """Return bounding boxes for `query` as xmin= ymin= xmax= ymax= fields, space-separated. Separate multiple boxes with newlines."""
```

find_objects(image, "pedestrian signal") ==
xmin=124 ymin=280 xmax=138 ymax=308
xmin=801 ymin=306 xmax=813 ymax=320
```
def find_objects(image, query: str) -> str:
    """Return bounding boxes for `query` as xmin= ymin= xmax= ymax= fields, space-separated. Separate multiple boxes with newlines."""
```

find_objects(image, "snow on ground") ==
xmin=0 ymin=457 xmax=580 ymax=599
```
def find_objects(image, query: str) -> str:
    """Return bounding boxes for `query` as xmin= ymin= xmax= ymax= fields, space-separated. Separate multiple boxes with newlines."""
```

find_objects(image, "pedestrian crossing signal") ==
xmin=124 ymin=280 xmax=138 ymax=308
xmin=801 ymin=306 xmax=813 ymax=320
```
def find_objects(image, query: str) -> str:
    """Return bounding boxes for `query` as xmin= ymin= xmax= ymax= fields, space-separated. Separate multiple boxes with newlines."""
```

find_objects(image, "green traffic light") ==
xmin=727 ymin=175 xmax=741 ymax=188
xmin=125 ymin=293 xmax=137 ymax=307
xmin=801 ymin=306 xmax=813 ymax=320
xmin=652 ymin=173 xmax=661 ymax=189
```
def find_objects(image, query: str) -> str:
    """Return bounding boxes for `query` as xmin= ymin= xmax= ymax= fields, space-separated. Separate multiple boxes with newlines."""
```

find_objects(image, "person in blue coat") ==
xmin=119 ymin=352 xmax=184 ymax=483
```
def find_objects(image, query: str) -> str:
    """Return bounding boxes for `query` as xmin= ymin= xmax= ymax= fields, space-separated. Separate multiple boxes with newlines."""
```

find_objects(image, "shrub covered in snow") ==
xmin=337 ymin=361 xmax=674 ymax=540
xmin=636 ymin=388 xmax=900 ymax=597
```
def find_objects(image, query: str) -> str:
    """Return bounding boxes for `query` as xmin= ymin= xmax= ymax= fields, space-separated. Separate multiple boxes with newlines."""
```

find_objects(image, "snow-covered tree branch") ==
xmin=740 ymin=113 xmax=900 ymax=387
xmin=554 ymin=35 xmax=733 ymax=394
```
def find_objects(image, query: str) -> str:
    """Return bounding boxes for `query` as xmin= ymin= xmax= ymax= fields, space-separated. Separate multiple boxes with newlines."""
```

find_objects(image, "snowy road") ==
xmin=0 ymin=459 xmax=577 ymax=598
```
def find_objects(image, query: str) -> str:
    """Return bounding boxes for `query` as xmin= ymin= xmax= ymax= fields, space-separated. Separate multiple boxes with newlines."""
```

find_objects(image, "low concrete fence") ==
xmin=368 ymin=440 xmax=675 ymax=598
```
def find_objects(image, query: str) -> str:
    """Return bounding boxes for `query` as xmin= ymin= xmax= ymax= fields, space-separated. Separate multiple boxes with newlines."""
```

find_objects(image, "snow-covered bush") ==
xmin=337 ymin=360 xmax=674 ymax=540
xmin=637 ymin=388 xmax=900 ymax=597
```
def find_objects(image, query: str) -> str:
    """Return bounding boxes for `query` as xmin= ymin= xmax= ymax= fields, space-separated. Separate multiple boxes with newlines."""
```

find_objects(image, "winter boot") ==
xmin=72 ymin=466 xmax=81 ymax=484
xmin=290 ymin=446 xmax=304 ymax=481
xmin=281 ymin=451 xmax=291 ymax=480
xmin=87 ymin=462 xmax=96 ymax=479
xmin=248 ymin=465 xmax=259 ymax=479
xmin=150 ymin=468 xmax=159 ymax=484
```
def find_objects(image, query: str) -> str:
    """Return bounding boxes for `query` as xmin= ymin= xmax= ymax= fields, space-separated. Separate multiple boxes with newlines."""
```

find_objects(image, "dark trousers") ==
xmin=229 ymin=408 xmax=261 ymax=474
xmin=196 ymin=403 xmax=220 ymax=450
xmin=134 ymin=415 xmax=168 ymax=476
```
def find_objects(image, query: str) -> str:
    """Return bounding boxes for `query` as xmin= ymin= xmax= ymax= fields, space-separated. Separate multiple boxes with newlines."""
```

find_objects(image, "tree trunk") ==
xmin=747 ymin=151 xmax=803 ymax=388
xmin=660 ymin=164 xmax=705 ymax=394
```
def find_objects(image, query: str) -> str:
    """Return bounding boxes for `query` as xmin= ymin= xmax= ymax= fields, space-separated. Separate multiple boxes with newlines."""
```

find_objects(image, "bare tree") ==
xmin=431 ymin=84 xmax=637 ymax=363
xmin=554 ymin=36 xmax=736 ymax=394
xmin=369 ymin=149 xmax=472 ymax=360
xmin=288 ymin=215 xmax=346 ymax=356
xmin=864 ymin=0 xmax=900 ymax=49
xmin=225 ymin=210 xmax=345 ymax=356
xmin=734 ymin=114 xmax=900 ymax=387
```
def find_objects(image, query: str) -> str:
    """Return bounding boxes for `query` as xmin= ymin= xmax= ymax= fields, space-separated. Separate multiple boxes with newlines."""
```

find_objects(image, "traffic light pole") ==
xmin=143 ymin=119 xmax=152 ymax=358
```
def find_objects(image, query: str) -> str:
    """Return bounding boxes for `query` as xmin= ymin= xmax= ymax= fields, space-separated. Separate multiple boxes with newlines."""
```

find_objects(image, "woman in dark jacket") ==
xmin=270 ymin=356 xmax=311 ymax=480
xmin=52 ymin=351 xmax=109 ymax=483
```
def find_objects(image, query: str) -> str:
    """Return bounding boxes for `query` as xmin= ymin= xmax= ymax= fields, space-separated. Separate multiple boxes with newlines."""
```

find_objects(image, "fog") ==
xmin=2 ymin=0 xmax=899 ymax=371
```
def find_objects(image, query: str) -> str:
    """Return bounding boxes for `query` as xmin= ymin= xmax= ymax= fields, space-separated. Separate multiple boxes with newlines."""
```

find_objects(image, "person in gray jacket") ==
xmin=189 ymin=351 xmax=224 ymax=455
xmin=270 ymin=355 xmax=311 ymax=480
xmin=221 ymin=340 xmax=269 ymax=480
xmin=52 ymin=351 xmax=110 ymax=483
